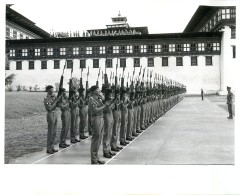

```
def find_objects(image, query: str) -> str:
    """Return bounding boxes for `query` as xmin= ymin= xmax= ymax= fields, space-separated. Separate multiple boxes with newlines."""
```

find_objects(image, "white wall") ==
xmin=7 ymin=54 xmax=220 ymax=94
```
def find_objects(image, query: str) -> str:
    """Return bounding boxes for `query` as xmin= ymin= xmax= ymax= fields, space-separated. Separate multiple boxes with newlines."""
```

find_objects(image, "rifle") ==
xmin=80 ymin=67 xmax=83 ymax=89
xmin=68 ymin=64 xmax=74 ymax=100
xmin=96 ymin=67 xmax=101 ymax=87
xmin=57 ymin=60 xmax=66 ymax=98
xmin=85 ymin=66 xmax=90 ymax=100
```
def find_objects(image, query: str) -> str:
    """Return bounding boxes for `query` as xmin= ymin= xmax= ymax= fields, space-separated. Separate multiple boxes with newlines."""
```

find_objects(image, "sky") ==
xmin=6 ymin=0 xmax=233 ymax=35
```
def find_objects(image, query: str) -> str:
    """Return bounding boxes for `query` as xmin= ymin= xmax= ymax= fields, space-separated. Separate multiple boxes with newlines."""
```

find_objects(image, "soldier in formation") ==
xmin=44 ymin=68 xmax=186 ymax=164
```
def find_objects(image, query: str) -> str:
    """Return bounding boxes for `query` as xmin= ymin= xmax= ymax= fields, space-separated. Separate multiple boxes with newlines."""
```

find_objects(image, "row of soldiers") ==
xmin=43 ymin=73 xmax=186 ymax=164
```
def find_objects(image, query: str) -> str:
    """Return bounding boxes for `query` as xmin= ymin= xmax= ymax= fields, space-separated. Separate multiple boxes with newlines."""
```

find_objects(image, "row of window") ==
xmin=7 ymin=56 xmax=214 ymax=70
xmin=8 ymin=43 xmax=220 ymax=57
xmin=200 ymin=8 xmax=236 ymax=37
xmin=6 ymin=26 xmax=30 ymax=39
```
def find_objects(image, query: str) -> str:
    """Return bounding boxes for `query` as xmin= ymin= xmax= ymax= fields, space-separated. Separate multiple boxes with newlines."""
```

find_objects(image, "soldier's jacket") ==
xmin=113 ymin=97 xmax=121 ymax=110
xmin=127 ymin=100 xmax=134 ymax=109
xmin=89 ymin=96 xmax=104 ymax=116
xmin=120 ymin=97 xmax=129 ymax=111
xmin=43 ymin=94 xmax=58 ymax=112
xmin=59 ymin=96 xmax=70 ymax=111
xmin=69 ymin=96 xmax=79 ymax=109
xmin=227 ymin=92 xmax=233 ymax=104
xmin=78 ymin=96 xmax=87 ymax=108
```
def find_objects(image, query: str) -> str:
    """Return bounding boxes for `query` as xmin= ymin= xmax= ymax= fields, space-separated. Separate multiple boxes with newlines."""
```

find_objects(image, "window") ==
xmin=67 ymin=60 xmax=73 ymax=69
xmin=20 ymin=33 xmax=23 ymax=39
xmin=134 ymin=58 xmax=140 ymax=67
xmin=213 ymin=43 xmax=220 ymax=51
xmin=205 ymin=56 xmax=212 ymax=66
xmin=169 ymin=44 xmax=175 ymax=52
xmin=148 ymin=58 xmax=154 ymax=67
xmin=231 ymin=27 xmax=236 ymax=39
xmin=162 ymin=44 xmax=169 ymax=52
xmin=147 ymin=45 xmax=154 ymax=53
xmin=176 ymin=57 xmax=183 ymax=66
xmin=106 ymin=46 xmax=113 ymax=54
xmin=41 ymin=48 xmax=47 ymax=56
xmin=35 ymin=49 xmax=40 ymax=56
xmin=191 ymin=57 xmax=198 ymax=66
xmin=100 ymin=46 xmax=105 ymax=54
xmin=47 ymin=48 xmax=53 ymax=55
xmin=41 ymin=61 xmax=47 ymax=69
xmin=141 ymin=45 xmax=147 ymax=53
xmin=205 ymin=43 xmax=213 ymax=51
xmin=22 ymin=49 xmax=28 ymax=57
xmin=29 ymin=61 xmax=34 ymax=70
xmin=73 ymin=47 xmax=79 ymax=55
xmin=222 ymin=9 xmax=230 ymax=19
xmin=93 ymin=59 xmax=99 ymax=68
xmin=154 ymin=44 xmax=161 ymax=52
xmin=230 ymin=8 xmax=236 ymax=18
xmin=6 ymin=27 xmax=10 ymax=37
xmin=213 ymin=15 xmax=217 ymax=26
xmin=92 ymin=46 xmax=100 ymax=55
xmin=232 ymin=46 xmax=236 ymax=58
xmin=113 ymin=46 xmax=119 ymax=54
xmin=176 ymin=44 xmax=183 ymax=52
xmin=54 ymin=60 xmax=60 ymax=69
xmin=198 ymin=43 xmax=205 ymax=51
xmin=120 ymin=58 xmax=126 ymax=68
xmin=10 ymin=49 xmax=15 ymax=57
xmin=120 ymin=46 xmax=126 ymax=54
xmin=80 ymin=60 xmax=86 ymax=68
xmin=80 ymin=47 xmax=86 ymax=54
xmin=106 ymin=59 xmax=112 ymax=68
xmin=190 ymin=43 xmax=198 ymax=51
xmin=16 ymin=61 xmax=22 ymax=70
xmin=162 ymin=57 xmax=168 ymax=66
xmin=60 ymin=48 xmax=66 ymax=55
xmin=134 ymin=45 xmax=140 ymax=53
xmin=184 ymin=44 xmax=190 ymax=52
xmin=126 ymin=45 xmax=133 ymax=53
xmin=13 ymin=30 xmax=17 ymax=39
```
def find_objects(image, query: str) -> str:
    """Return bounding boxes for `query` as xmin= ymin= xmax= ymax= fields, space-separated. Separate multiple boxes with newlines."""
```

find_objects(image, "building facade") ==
xmin=5 ymin=5 xmax=236 ymax=94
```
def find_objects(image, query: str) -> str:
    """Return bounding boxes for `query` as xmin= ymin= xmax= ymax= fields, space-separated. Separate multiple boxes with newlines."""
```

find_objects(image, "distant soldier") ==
xmin=78 ymin=87 xmax=89 ymax=139
xmin=227 ymin=86 xmax=233 ymax=119
xmin=89 ymin=85 xmax=110 ymax=164
xmin=201 ymin=89 xmax=204 ymax=101
xmin=43 ymin=85 xmax=60 ymax=154
xmin=58 ymin=88 xmax=71 ymax=148
xmin=69 ymin=88 xmax=81 ymax=143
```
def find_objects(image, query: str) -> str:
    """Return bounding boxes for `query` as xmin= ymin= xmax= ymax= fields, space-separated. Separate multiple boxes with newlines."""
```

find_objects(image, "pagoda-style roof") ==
xmin=6 ymin=5 xmax=50 ymax=38
xmin=184 ymin=5 xmax=236 ymax=32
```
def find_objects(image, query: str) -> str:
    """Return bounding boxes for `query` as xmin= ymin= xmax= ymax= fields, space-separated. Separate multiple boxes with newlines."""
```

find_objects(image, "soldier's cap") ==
xmin=90 ymin=85 xmax=99 ymax=92
xmin=106 ymin=88 xmax=113 ymax=94
xmin=115 ymin=89 xmax=120 ymax=94
xmin=60 ymin=88 xmax=66 ymax=92
xmin=227 ymin=86 xmax=231 ymax=89
xmin=120 ymin=87 xmax=127 ymax=94
xmin=46 ymin=85 xmax=54 ymax=91
xmin=78 ymin=87 xmax=85 ymax=93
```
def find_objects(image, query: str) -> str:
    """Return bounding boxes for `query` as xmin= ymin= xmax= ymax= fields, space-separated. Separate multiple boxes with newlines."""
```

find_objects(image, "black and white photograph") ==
xmin=1 ymin=0 xmax=239 ymax=194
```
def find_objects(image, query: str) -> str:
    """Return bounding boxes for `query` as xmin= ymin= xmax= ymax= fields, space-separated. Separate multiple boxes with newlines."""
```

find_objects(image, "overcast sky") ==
xmin=8 ymin=0 xmax=237 ymax=35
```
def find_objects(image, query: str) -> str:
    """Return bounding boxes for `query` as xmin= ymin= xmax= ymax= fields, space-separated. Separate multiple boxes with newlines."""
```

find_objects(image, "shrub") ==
xmin=29 ymin=86 xmax=32 ymax=91
xmin=34 ymin=85 xmax=39 ymax=91
xmin=16 ymin=85 xmax=22 ymax=91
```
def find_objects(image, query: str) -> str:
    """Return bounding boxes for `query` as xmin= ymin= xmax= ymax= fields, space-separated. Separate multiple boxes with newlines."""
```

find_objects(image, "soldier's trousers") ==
xmin=88 ymin=108 xmax=92 ymax=134
xmin=132 ymin=107 xmax=138 ymax=135
xmin=136 ymin=105 xmax=141 ymax=131
xmin=46 ymin=111 xmax=58 ymax=151
xmin=70 ymin=108 xmax=78 ymax=141
xmin=228 ymin=104 xmax=233 ymax=117
xmin=91 ymin=116 xmax=104 ymax=163
xmin=126 ymin=109 xmax=134 ymax=138
xmin=79 ymin=105 xmax=88 ymax=136
xmin=103 ymin=112 xmax=113 ymax=154
xmin=140 ymin=104 xmax=145 ymax=129
xmin=111 ymin=110 xmax=121 ymax=148
xmin=60 ymin=110 xmax=70 ymax=145
xmin=120 ymin=109 xmax=128 ymax=143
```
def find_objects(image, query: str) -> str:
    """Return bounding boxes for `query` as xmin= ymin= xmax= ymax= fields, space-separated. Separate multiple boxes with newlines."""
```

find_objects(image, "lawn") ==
xmin=5 ymin=91 xmax=63 ymax=163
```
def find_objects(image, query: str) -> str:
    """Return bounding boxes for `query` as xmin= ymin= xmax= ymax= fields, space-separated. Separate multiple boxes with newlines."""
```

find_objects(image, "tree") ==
xmin=5 ymin=73 xmax=16 ymax=86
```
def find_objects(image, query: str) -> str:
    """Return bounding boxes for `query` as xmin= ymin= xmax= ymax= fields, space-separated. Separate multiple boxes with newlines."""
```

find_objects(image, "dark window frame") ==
xmin=93 ymin=59 xmax=99 ymax=68
xmin=148 ymin=58 xmax=154 ymax=67
xmin=106 ymin=59 xmax=112 ymax=68
xmin=191 ymin=56 xmax=198 ymax=66
xmin=162 ymin=57 xmax=168 ymax=66
xmin=67 ymin=60 xmax=73 ymax=69
xmin=41 ymin=61 xmax=47 ymax=69
xmin=80 ymin=60 xmax=86 ymax=68
xmin=16 ymin=61 xmax=22 ymax=70
xmin=205 ymin=56 xmax=213 ymax=66
xmin=29 ymin=61 xmax=35 ymax=70
xmin=134 ymin=58 xmax=140 ymax=67
xmin=120 ymin=58 xmax=126 ymax=68
xmin=176 ymin=57 xmax=183 ymax=66
xmin=54 ymin=60 xmax=60 ymax=69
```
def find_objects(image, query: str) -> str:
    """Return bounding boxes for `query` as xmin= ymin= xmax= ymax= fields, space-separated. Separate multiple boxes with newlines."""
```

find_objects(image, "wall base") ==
xmin=217 ymin=90 xmax=227 ymax=95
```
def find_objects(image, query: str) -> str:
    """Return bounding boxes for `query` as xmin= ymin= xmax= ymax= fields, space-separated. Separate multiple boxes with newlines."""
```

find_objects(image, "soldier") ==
xmin=201 ymin=89 xmax=204 ymax=101
xmin=119 ymin=88 xmax=130 ymax=146
xmin=69 ymin=88 xmax=81 ymax=143
xmin=58 ymin=88 xmax=71 ymax=148
xmin=43 ymin=85 xmax=60 ymax=154
xmin=111 ymin=87 xmax=123 ymax=151
xmin=78 ymin=87 xmax=89 ymax=139
xmin=102 ymin=88 xmax=116 ymax=158
xmin=227 ymin=86 xmax=233 ymax=119
xmin=126 ymin=89 xmax=135 ymax=141
xmin=89 ymin=85 xmax=110 ymax=164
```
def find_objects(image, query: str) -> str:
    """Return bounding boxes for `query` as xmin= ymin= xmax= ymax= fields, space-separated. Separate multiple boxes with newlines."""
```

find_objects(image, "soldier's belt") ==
xmin=92 ymin=114 xmax=103 ymax=117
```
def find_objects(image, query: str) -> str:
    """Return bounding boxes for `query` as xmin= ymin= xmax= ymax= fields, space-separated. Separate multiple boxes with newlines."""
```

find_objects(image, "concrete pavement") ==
xmin=10 ymin=96 xmax=234 ymax=164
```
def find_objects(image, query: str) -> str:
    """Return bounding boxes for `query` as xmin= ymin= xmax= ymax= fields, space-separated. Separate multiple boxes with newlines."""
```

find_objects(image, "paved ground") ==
xmin=10 ymin=96 xmax=234 ymax=165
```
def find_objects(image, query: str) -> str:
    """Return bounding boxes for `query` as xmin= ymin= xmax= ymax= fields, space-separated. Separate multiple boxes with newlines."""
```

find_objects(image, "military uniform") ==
xmin=227 ymin=87 xmax=233 ymax=119
xmin=120 ymin=90 xmax=129 ymax=145
xmin=43 ymin=85 xmax=59 ymax=154
xmin=58 ymin=91 xmax=71 ymax=148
